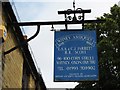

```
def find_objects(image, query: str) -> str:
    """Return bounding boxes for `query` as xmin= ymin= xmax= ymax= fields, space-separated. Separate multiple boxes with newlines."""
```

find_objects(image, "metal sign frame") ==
xmin=5 ymin=7 xmax=104 ymax=55
xmin=4 ymin=2 xmax=104 ymax=82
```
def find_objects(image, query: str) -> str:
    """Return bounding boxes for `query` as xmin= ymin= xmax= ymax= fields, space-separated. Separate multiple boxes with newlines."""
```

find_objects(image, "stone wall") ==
xmin=2 ymin=26 xmax=24 ymax=88
xmin=29 ymin=75 xmax=35 ymax=89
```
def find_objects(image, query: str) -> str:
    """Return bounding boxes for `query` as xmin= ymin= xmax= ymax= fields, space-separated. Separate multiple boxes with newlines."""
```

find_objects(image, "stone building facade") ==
xmin=0 ymin=1 xmax=46 ymax=90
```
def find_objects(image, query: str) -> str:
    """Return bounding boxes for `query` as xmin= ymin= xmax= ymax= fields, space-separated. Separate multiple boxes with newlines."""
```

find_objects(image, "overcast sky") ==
xmin=10 ymin=0 xmax=120 ymax=89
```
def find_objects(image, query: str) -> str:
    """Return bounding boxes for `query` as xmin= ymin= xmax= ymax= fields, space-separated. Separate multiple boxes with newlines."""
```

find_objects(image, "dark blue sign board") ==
xmin=54 ymin=30 xmax=99 ymax=82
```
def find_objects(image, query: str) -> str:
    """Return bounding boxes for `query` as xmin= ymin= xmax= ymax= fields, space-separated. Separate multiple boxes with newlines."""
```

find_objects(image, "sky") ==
xmin=9 ymin=0 xmax=120 ymax=89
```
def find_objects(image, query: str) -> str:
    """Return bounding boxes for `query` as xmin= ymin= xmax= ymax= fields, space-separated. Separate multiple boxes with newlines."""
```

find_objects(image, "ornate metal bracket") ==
xmin=4 ymin=25 xmax=40 ymax=55
xmin=58 ymin=1 xmax=91 ymax=30
xmin=4 ymin=1 xmax=105 ymax=55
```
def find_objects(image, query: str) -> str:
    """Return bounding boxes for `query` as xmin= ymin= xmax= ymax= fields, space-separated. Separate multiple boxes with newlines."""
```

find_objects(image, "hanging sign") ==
xmin=54 ymin=30 xmax=99 ymax=82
